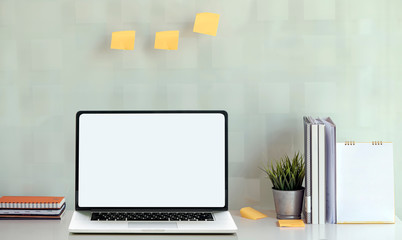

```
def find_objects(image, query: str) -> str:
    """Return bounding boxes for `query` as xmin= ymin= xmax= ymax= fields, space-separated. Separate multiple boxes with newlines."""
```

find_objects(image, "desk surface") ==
xmin=0 ymin=210 xmax=401 ymax=240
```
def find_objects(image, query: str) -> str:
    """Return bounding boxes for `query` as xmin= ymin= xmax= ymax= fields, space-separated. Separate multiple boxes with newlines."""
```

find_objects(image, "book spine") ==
xmin=318 ymin=124 xmax=326 ymax=224
xmin=304 ymin=118 xmax=312 ymax=224
xmin=333 ymin=124 xmax=337 ymax=223
xmin=311 ymin=123 xmax=319 ymax=224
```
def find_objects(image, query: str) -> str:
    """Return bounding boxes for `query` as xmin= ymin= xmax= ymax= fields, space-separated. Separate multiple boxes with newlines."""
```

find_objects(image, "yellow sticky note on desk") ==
xmin=154 ymin=31 xmax=179 ymax=50
xmin=240 ymin=207 xmax=267 ymax=220
xmin=278 ymin=219 xmax=305 ymax=227
xmin=193 ymin=12 xmax=220 ymax=36
xmin=110 ymin=31 xmax=135 ymax=50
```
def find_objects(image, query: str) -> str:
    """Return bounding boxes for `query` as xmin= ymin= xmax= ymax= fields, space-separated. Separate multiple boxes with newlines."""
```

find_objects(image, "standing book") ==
xmin=320 ymin=117 xmax=336 ymax=224
xmin=336 ymin=142 xmax=394 ymax=223
xmin=309 ymin=117 xmax=319 ymax=224
xmin=316 ymin=120 xmax=326 ymax=224
xmin=303 ymin=117 xmax=312 ymax=224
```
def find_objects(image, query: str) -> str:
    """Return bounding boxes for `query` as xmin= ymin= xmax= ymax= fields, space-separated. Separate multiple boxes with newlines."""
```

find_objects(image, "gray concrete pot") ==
xmin=272 ymin=187 xmax=304 ymax=219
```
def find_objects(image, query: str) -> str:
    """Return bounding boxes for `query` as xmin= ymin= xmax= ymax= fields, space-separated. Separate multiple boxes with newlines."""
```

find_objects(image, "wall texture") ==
xmin=0 ymin=0 xmax=401 ymax=217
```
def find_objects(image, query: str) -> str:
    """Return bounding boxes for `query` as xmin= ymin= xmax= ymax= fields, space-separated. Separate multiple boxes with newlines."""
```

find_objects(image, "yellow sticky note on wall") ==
xmin=193 ymin=12 xmax=220 ymax=36
xmin=154 ymin=31 xmax=179 ymax=50
xmin=240 ymin=207 xmax=267 ymax=220
xmin=110 ymin=31 xmax=135 ymax=50
xmin=278 ymin=220 xmax=305 ymax=227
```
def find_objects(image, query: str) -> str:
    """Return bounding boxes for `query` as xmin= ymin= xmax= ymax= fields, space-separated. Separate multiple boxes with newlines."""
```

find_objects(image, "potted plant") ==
xmin=260 ymin=152 xmax=305 ymax=219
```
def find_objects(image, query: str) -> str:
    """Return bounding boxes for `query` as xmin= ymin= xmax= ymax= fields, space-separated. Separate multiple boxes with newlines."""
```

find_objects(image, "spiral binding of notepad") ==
xmin=0 ymin=196 xmax=65 ymax=209
xmin=344 ymin=141 xmax=355 ymax=145
xmin=345 ymin=141 xmax=386 ymax=145
xmin=1 ymin=202 xmax=57 ymax=209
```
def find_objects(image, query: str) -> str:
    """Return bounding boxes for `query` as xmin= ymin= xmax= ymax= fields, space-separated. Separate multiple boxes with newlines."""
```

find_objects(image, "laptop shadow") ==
xmin=68 ymin=232 xmax=238 ymax=240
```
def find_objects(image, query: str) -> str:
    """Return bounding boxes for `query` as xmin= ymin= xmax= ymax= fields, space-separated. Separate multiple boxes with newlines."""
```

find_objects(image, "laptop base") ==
xmin=69 ymin=210 xmax=237 ymax=234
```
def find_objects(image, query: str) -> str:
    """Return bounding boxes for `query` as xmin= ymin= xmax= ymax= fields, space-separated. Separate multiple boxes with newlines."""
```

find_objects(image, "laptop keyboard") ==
xmin=91 ymin=212 xmax=214 ymax=221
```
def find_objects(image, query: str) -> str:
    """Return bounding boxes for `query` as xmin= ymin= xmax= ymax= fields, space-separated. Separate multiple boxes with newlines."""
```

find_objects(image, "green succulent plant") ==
xmin=260 ymin=152 xmax=305 ymax=191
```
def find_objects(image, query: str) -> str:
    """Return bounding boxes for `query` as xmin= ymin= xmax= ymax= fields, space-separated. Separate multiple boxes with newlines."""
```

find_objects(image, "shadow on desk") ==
xmin=68 ymin=233 xmax=238 ymax=240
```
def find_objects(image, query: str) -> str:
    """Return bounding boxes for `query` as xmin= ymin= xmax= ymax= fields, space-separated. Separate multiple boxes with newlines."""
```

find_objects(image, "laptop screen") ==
xmin=76 ymin=111 xmax=227 ymax=209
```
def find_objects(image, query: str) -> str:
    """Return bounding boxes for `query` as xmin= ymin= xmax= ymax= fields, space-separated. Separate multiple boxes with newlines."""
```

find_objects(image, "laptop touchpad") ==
xmin=128 ymin=222 xmax=178 ymax=229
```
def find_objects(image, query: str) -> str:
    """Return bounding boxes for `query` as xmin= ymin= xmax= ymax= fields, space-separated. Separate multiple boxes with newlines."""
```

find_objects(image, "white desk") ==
xmin=0 ymin=210 xmax=401 ymax=240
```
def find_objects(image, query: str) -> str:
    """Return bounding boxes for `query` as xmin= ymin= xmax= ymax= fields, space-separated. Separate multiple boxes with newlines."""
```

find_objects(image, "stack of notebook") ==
xmin=303 ymin=117 xmax=336 ymax=224
xmin=0 ymin=196 xmax=66 ymax=220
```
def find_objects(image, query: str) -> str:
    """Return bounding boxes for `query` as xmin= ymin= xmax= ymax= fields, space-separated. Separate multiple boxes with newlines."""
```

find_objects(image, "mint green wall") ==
xmin=0 ymin=0 xmax=401 ymax=217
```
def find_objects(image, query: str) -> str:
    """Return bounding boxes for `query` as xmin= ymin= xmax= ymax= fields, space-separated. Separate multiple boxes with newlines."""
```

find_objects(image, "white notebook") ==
xmin=310 ymin=118 xmax=319 ymax=224
xmin=317 ymin=121 xmax=326 ymax=224
xmin=336 ymin=142 xmax=394 ymax=224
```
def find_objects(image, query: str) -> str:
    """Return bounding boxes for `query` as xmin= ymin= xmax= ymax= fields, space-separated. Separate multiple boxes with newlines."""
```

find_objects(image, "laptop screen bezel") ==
xmin=75 ymin=110 xmax=228 ymax=211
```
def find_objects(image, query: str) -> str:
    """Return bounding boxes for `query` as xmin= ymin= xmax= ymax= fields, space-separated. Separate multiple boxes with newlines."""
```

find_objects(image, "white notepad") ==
xmin=336 ymin=142 xmax=394 ymax=224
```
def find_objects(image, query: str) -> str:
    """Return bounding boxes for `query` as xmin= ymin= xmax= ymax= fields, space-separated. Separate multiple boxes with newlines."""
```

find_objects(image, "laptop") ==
xmin=69 ymin=110 xmax=237 ymax=233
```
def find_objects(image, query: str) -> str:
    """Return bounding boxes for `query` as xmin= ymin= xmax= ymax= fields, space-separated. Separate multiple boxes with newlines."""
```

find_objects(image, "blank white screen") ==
xmin=78 ymin=113 xmax=226 ymax=208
